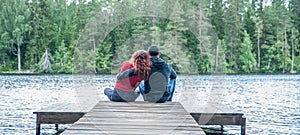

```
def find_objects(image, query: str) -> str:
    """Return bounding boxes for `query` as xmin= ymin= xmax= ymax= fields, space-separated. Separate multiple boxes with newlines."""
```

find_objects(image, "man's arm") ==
xmin=117 ymin=68 xmax=135 ymax=80
xmin=169 ymin=64 xmax=177 ymax=79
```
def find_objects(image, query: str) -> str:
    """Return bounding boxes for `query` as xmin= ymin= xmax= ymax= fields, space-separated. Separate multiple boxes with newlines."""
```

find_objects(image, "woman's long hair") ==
xmin=130 ymin=50 xmax=151 ymax=80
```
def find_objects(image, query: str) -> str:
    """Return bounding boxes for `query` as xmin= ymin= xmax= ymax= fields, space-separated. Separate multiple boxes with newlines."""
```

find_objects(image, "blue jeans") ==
xmin=104 ymin=88 xmax=139 ymax=102
xmin=138 ymin=79 xmax=176 ymax=102
xmin=167 ymin=79 xmax=176 ymax=101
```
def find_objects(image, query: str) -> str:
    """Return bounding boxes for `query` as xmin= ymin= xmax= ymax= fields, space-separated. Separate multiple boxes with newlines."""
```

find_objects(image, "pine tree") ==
xmin=239 ymin=31 xmax=256 ymax=73
xmin=272 ymin=0 xmax=292 ymax=73
xmin=53 ymin=40 xmax=73 ymax=73
xmin=261 ymin=5 xmax=277 ymax=73
xmin=0 ymin=2 xmax=13 ymax=71
xmin=26 ymin=0 xmax=54 ymax=71
xmin=210 ymin=0 xmax=225 ymax=40
xmin=162 ymin=0 xmax=197 ymax=74
xmin=250 ymin=15 xmax=263 ymax=71
xmin=290 ymin=0 xmax=300 ymax=33
xmin=96 ymin=40 xmax=113 ymax=74
xmin=289 ymin=0 xmax=300 ymax=73
xmin=223 ymin=0 xmax=246 ymax=73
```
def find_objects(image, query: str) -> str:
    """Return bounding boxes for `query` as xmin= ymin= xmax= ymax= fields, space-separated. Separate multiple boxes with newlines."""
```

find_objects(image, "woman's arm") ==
xmin=133 ymin=82 xmax=140 ymax=89
xmin=117 ymin=68 xmax=135 ymax=80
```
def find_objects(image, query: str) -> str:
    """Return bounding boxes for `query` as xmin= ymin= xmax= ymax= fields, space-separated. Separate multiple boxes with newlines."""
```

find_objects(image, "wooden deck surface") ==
xmin=61 ymin=101 xmax=205 ymax=135
xmin=34 ymin=103 xmax=93 ymax=113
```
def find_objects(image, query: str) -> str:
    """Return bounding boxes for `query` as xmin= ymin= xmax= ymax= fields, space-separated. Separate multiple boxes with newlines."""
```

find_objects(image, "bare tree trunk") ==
xmin=268 ymin=58 xmax=271 ymax=72
xmin=282 ymin=42 xmax=285 ymax=73
xmin=18 ymin=44 xmax=21 ymax=72
xmin=282 ymin=25 xmax=287 ymax=73
xmin=215 ymin=43 xmax=219 ymax=72
xmin=257 ymin=28 xmax=260 ymax=71
xmin=93 ymin=37 xmax=96 ymax=53
xmin=291 ymin=29 xmax=295 ymax=73
xmin=2 ymin=57 xmax=6 ymax=68
xmin=199 ymin=1 xmax=203 ymax=55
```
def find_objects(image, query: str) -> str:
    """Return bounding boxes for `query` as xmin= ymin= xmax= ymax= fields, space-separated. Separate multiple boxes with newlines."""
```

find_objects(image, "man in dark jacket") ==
xmin=117 ymin=46 xmax=177 ymax=103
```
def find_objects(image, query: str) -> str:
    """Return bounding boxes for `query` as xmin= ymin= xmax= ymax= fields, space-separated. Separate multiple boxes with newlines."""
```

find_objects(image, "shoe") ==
xmin=134 ymin=88 xmax=140 ymax=94
xmin=104 ymin=88 xmax=112 ymax=96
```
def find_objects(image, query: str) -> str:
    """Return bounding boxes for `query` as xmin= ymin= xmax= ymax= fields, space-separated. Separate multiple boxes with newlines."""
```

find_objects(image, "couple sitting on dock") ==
xmin=104 ymin=46 xmax=177 ymax=103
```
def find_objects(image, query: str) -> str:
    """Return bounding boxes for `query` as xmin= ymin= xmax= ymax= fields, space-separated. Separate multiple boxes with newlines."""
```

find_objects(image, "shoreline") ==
xmin=0 ymin=72 xmax=299 ymax=75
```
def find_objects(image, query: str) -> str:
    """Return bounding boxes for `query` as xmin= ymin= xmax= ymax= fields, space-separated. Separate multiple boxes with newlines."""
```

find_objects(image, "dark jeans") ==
xmin=104 ymin=88 xmax=139 ymax=102
xmin=138 ymin=79 xmax=176 ymax=103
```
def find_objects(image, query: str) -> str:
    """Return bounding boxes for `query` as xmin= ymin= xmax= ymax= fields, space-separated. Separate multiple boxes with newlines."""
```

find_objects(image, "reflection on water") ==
xmin=0 ymin=75 xmax=299 ymax=134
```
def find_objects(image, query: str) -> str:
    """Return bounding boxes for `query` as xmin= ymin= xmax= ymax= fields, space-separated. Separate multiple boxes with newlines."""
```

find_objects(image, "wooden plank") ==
xmin=38 ymin=112 xmax=85 ymax=124
xmin=61 ymin=101 xmax=205 ymax=135
xmin=68 ymin=123 xmax=203 ymax=130
xmin=61 ymin=129 xmax=201 ymax=135
xmin=73 ymin=119 xmax=198 ymax=126
xmin=33 ymin=103 xmax=94 ymax=113
xmin=190 ymin=113 xmax=244 ymax=125
xmin=82 ymin=114 xmax=195 ymax=119
xmin=62 ymin=128 xmax=203 ymax=134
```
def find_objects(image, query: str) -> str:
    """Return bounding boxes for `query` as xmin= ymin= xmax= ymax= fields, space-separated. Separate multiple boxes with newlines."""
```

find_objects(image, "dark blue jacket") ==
xmin=117 ymin=57 xmax=177 ymax=102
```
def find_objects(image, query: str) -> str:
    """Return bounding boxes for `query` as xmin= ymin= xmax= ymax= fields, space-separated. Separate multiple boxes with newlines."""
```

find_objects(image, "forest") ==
xmin=0 ymin=0 xmax=299 ymax=74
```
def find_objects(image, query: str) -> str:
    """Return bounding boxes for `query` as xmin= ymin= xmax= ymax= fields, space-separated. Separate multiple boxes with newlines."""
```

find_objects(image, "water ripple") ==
xmin=0 ymin=74 xmax=299 ymax=134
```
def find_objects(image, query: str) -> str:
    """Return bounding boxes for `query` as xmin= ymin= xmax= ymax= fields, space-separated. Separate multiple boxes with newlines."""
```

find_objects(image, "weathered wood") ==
xmin=36 ymin=113 xmax=40 ymax=135
xmin=181 ymin=101 xmax=246 ymax=135
xmin=61 ymin=101 xmax=205 ymax=135
xmin=33 ymin=103 xmax=94 ymax=113
xmin=34 ymin=101 xmax=246 ymax=135
xmin=33 ymin=103 xmax=94 ymax=135
xmin=241 ymin=117 xmax=246 ymax=135
xmin=190 ymin=113 xmax=244 ymax=125
xmin=38 ymin=112 xmax=85 ymax=124
xmin=190 ymin=113 xmax=246 ymax=135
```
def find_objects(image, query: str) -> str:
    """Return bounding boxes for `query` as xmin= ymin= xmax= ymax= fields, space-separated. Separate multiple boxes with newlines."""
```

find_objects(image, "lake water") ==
xmin=0 ymin=75 xmax=299 ymax=134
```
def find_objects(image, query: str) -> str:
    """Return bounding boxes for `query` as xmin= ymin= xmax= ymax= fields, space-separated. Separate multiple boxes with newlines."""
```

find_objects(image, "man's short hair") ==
xmin=148 ymin=45 xmax=160 ymax=56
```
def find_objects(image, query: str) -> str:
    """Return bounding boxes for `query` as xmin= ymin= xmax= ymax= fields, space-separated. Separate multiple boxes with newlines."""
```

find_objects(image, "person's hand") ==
xmin=116 ymin=73 xmax=119 ymax=80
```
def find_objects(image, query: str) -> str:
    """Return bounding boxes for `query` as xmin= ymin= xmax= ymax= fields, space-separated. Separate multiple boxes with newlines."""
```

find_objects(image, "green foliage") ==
xmin=26 ymin=0 xmax=54 ymax=70
xmin=239 ymin=31 xmax=256 ymax=73
xmin=295 ymin=56 xmax=300 ymax=71
xmin=96 ymin=41 xmax=113 ymax=74
xmin=52 ymin=40 xmax=73 ymax=73
xmin=73 ymin=48 xmax=97 ymax=74
xmin=0 ymin=0 xmax=299 ymax=74
xmin=0 ymin=0 xmax=31 ymax=72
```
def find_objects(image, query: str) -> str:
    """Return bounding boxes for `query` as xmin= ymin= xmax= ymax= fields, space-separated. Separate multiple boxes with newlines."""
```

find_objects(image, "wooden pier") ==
xmin=60 ymin=101 xmax=205 ymax=134
xmin=34 ymin=101 xmax=246 ymax=135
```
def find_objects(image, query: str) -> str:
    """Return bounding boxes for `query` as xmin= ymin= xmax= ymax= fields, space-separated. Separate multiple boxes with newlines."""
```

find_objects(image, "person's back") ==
xmin=142 ymin=56 xmax=176 ymax=102
xmin=140 ymin=46 xmax=176 ymax=103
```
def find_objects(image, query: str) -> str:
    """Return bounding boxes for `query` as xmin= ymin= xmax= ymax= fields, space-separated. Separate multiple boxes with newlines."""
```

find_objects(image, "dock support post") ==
xmin=55 ymin=124 xmax=59 ymax=135
xmin=55 ymin=124 xmax=58 ymax=131
xmin=36 ymin=114 xmax=41 ymax=135
xmin=241 ymin=117 xmax=246 ymax=135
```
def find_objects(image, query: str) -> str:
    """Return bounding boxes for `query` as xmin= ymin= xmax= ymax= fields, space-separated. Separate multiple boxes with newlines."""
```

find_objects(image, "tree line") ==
xmin=0 ymin=0 xmax=299 ymax=74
